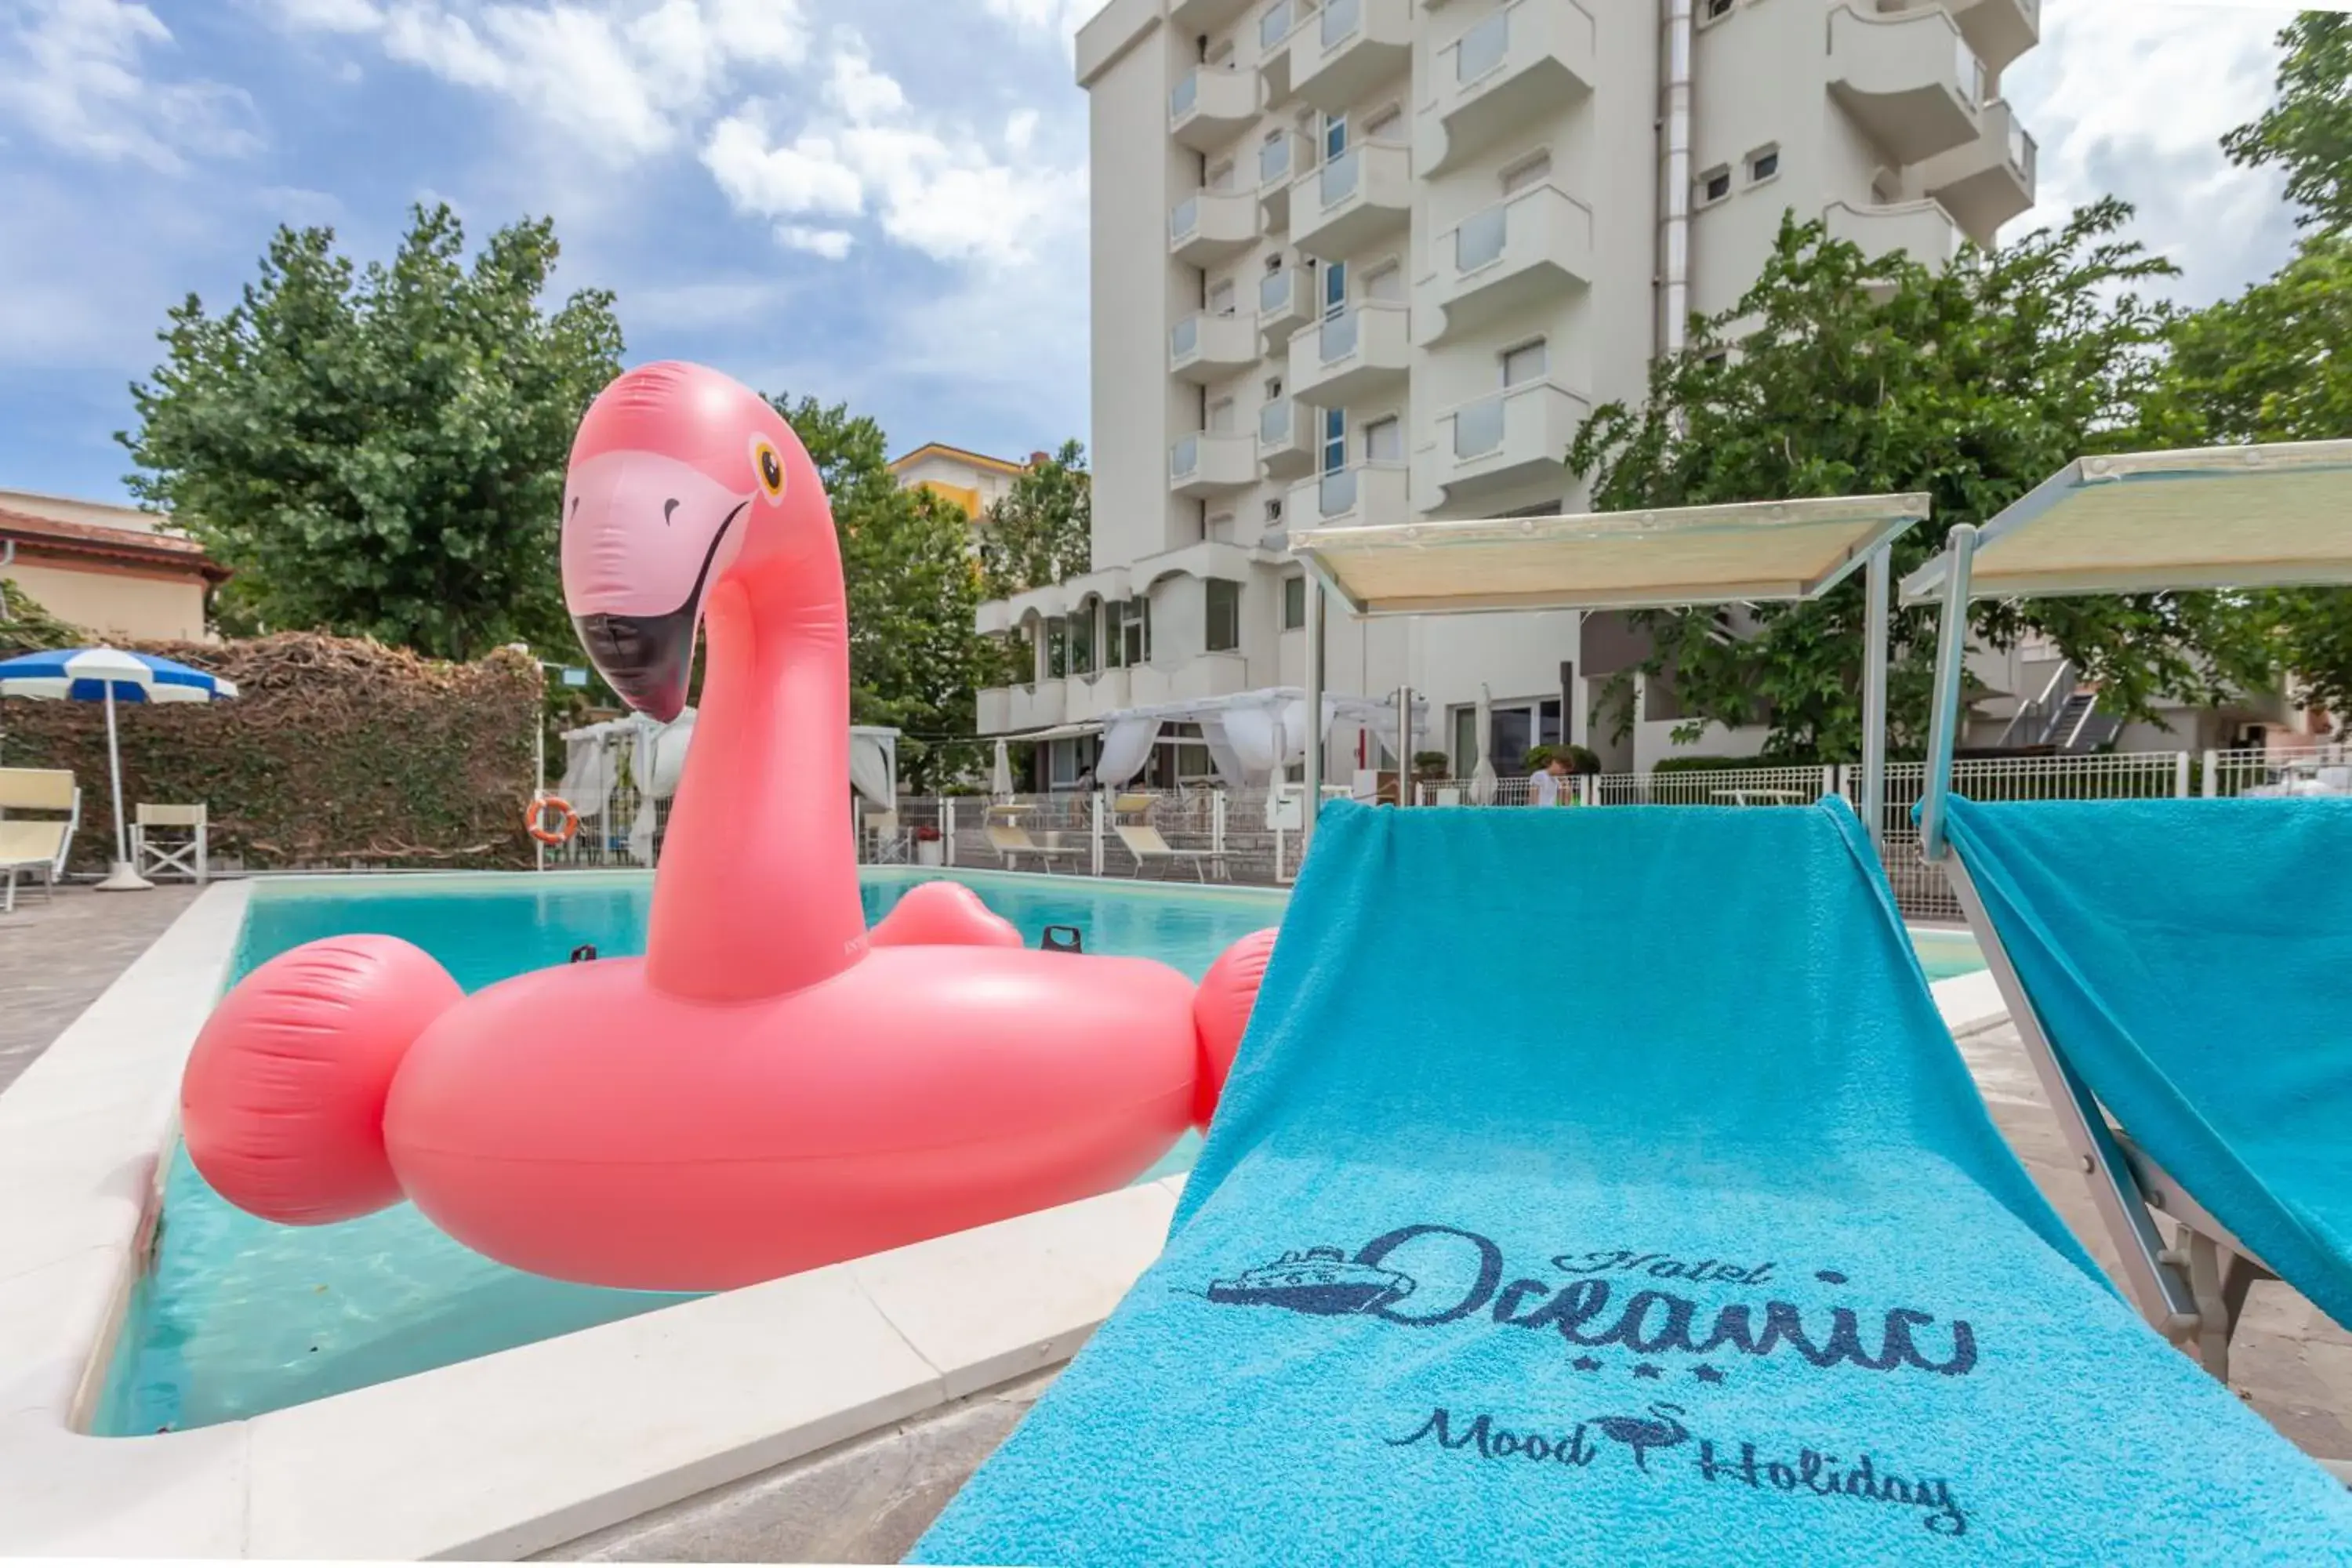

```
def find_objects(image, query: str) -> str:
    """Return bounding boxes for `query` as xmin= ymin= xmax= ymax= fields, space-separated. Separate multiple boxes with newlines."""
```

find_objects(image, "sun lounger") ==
xmin=915 ymin=801 xmax=2352 ymax=1563
xmin=984 ymin=810 xmax=1078 ymax=873
xmin=1936 ymin=795 xmax=2352 ymax=1403
xmin=0 ymin=768 xmax=79 ymax=913
xmin=1111 ymin=793 xmax=1228 ymax=882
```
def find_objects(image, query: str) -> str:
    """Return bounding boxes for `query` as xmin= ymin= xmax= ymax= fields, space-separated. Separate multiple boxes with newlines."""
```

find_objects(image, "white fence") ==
xmin=543 ymin=745 xmax=2348 ymax=921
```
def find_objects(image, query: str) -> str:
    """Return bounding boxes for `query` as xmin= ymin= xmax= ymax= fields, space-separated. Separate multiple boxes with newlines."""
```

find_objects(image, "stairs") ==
xmin=1994 ymin=659 xmax=2121 ymax=754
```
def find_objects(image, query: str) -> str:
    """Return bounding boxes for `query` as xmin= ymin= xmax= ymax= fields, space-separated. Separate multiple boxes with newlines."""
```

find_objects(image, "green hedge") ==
xmin=0 ymin=626 xmax=540 ymax=871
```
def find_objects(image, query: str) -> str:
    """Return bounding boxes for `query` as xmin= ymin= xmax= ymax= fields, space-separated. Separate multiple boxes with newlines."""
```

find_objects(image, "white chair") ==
xmin=1112 ymin=793 xmax=1229 ymax=882
xmin=132 ymin=802 xmax=209 ymax=883
xmin=985 ymin=806 xmax=1079 ymax=872
xmin=0 ymin=767 xmax=80 ymax=913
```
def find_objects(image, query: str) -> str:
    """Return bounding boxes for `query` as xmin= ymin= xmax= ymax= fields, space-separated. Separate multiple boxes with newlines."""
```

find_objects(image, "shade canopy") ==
xmin=0 ymin=645 xmax=237 ymax=703
xmin=1901 ymin=441 xmax=2352 ymax=605
xmin=1288 ymin=495 xmax=1929 ymax=618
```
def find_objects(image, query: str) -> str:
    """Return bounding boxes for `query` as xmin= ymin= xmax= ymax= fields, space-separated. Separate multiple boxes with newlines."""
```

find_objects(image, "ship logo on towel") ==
xmin=1207 ymin=1246 xmax=1416 ymax=1316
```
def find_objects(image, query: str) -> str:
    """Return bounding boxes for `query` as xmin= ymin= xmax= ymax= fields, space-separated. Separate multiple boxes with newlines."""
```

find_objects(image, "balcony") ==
xmin=1170 ymin=65 xmax=1260 ymax=152
xmin=1913 ymin=97 xmax=2036 ymax=246
xmin=1417 ymin=0 xmax=1597 ymax=179
xmin=1288 ymin=462 xmax=1410 ymax=530
xmin=1171 ymin=311 xmax=1259 ymax=383
xmin=977 ymin=686 xmax=1012 ymax=734
xmin=1171 ymin=0 xmax=1254 ymax=35
xmin=1257 ymin=397 xmax=1316 ymax=479
xmin=1258 ymin=0 xmax=1301 ymax=104
xmin=1418 ymin=184 xmax=1594 ymax=347
xmin=1825 ymin=198 xmax=1963 ymax=271
xmin=1255 ymin=128 xmax=1312 ymax=232
xmin=1827 ymin=4 xmax=1983 ymax=165
xmin=1287 ymin=301 xmax=1410 ymax=406
xmin=1170 ymin=432 xmax=1259 ymax=499
xmin=1169 ymin=188 xmax=1260 ymax=267
xmin=1421 ymin=380 xmax=1592 ymax=508
xmin=1290 ymin=140 xmax=1411 ymax=261
xmin=1256 ymin=265 xmax=1314 ymax=355
xmin=1287 ymin=0 xmax=1411 ymax=116
xmin=1947 ymin=0 xmax=2038 ymax=73
xmin=1009 ymin=679 xmax=1068 ymax=733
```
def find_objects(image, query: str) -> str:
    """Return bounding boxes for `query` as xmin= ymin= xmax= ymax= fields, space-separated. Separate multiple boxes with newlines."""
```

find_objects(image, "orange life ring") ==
xmin=527 ymin=795 xmax=579 ymax=845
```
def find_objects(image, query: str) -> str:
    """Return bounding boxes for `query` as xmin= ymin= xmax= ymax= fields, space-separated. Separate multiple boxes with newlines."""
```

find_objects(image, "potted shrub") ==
xmin=913 ymin=822 xmax=944 ymax=867
xmin=1412 ymin=750 xmax=1451 ymax=782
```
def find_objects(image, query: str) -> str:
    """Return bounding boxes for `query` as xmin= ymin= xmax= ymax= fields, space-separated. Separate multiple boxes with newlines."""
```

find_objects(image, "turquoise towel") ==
xmin=1943 ymin=795 xmax=2352 ymax=1328
xmin=916 ymin=800 xmax=2352 ymax=1565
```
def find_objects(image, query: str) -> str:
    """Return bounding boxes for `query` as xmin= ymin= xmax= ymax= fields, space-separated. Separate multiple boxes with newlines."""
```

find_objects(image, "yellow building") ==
xmin=0 ymin=490 xmax=226 ymax=641
xmin=889 ymin=444 xmax=1038 ymax=524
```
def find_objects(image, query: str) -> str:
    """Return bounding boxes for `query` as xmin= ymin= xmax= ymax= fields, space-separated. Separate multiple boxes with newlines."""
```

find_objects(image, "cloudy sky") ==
xmin=0 ymin=0 xmax=2335 ymax=503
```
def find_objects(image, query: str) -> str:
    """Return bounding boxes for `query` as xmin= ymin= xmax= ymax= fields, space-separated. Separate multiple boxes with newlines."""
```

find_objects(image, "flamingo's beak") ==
xmin=561 ymin=448 xmax=749 ymax=723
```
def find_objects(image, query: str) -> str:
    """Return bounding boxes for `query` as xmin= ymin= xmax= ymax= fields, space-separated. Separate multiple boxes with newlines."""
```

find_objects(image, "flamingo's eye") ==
xmin=751 ymin=438 xmax=787 ymax=503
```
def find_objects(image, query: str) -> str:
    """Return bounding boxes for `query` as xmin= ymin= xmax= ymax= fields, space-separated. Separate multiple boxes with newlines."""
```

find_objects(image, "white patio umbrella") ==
xmin=0 ymin=645 xmax=238 ymax=891
xmin=1470 ymin=683 xmax=1499 ymax=805
xmin=991 ymin=737 xmax=1014 ymax=798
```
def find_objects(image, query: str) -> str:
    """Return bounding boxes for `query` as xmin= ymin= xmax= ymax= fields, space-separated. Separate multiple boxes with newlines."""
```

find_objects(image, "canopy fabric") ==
xmin=991 ymin=738 xmax=1015 ymax=798
xmin=556 ymin=728 xmax=626 ymax=822
xmin=848 ymin=730 xmax=896 ymax=811
xmin=561 ymin=711 xmax=899 ymax=819
xmin=1902 ymin=441 xmax=2352 ymax=604
xmin=1093 ymin=688 xmax=1432 ymax=789
xmin=1470 ymin=684 xmax=1498 ymax=804
xmin=0 ymin=646 xmax=237 ymax=703
xmin=1289 ymin=495 xmax=1927 ymax=617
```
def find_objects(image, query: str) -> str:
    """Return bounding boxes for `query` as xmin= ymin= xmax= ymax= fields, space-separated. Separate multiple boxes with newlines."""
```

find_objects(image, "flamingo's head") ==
xmin=561 ymin=360 xmax=829 ymax=721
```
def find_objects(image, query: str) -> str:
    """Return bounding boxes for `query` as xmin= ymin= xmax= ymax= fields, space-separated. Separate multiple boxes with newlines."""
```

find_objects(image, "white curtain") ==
xmin=1471 ymin=684 xmax=1498 ymax=805
xmin=991 ymin=738 xmax=1014 ymax=797
xmin=1192 ymin=713 xmax=1250 ymax=787
xmin=849 ymin=732 xmax=895 ymax=810
xmin=1220 ymin=699 xmax=1283 ymax=782
xmin=1096 ymin=715 xmax=1163 ymax=786
xmin=557 ymin=732 xmax=617 ymax=822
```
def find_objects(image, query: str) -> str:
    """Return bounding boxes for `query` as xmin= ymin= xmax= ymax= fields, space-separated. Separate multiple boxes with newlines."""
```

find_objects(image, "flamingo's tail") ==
xmin=1191 ymin=927 xmax=1278 ymax=1127
xmin=180 ymin=935 xmax=463 ymax=1225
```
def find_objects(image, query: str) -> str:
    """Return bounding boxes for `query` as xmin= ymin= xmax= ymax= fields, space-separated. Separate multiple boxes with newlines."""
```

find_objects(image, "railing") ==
xmin=1169 ymin=196 xmax=1199 ymax=243
xmin=2203 ymin=743 xmax=2352 ymax=800
xmin=1260 ymin=267 xmax=1300 ymax=316
xmin=1955 ymin=34 xmax=1984 ymax=107
xmin=2005 ymin=114 xmax=2036 ymax=180
xmin=1457 ymin=7 xmax=1508 ymax=81
xmin=1171 ymin=435 xmax=1201 ymax=481
xmin=1322 ymin=0 xmax=1359 ymax=49
xmin=1318 ymin=308 xmax=1360 ymax=363
xmin=1259 ymin=0 xmax=1294 ymax=51
xmin=1319 ymin=147 xmax=1360 ymax=209
xmin=1456 ymin=203 xmax=1508 ymax=271
xmin=1170 ymin=70 xmax=1198 ymax=122
xmin=1259 ymin=398 xmax=1294 ymax=445
xmin=1319 ymin=466 xmax=1359 ymax=516
xmin=1170 ymin=314 xmax=1200 ymax=361
xmin=1453 ymin=393 xmax=1504 ymax=459
xmin=1259 ymin=131 xmax=1294 ymax=187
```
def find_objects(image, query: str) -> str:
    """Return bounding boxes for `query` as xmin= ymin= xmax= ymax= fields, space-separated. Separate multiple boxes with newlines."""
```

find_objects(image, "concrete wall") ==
xmin=3 ymin=560 xmax=208 ymax=641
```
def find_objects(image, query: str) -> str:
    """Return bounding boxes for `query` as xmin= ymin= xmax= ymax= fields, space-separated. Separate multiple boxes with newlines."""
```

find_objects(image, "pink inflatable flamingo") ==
xmin=180 ymin=361 xmax=1279 ymax=1291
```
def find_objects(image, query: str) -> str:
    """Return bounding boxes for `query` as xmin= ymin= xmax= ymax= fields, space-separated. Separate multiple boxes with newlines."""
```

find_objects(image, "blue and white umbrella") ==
xmin=0 ymin=646 xmax=238 ymax=890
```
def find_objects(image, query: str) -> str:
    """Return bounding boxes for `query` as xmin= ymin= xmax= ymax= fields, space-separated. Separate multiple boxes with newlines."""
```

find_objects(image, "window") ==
xmin=1501 ymin=151 xmax=1551 ymax=196
xmin=1700 ymin=166 xmax=1732 ymax=204
xmin=1363 ymin=104 xmax=1403 ymax=142
xmin=1265 ymin=375 xmax=1283 ymax=399
xmin=1045 ymin=615 xmax=1069 ymax=679
xmin=1283 ymin=575 xmax=1307 ymax=630
xmin=1323 ymin=112 xmax=1347 ymax=159
xmin=1322 ymin=259 xmax=1348 ymax=316
xmin=1321 ymin=407 xmax=1348 ymax=472
xmin=1747 ymin=146 xmax=1780 ymax=183
xmin=1363 ymin=260 xmax=1404 ymax=303
xmin=1704 ymin=0 xmax=1733 ymax=17
xmin=1070 ymin=602 xmax=1097 ymax=673
xmin=1264 ymin=250 xmax=1283 ymax=274
xmin=1103 ymin=599 xmax=1127 ymax=667
xmin=1123 ymin=595 xmax=1151 ymax=664
xmin=1265 ymin=496 xmax=1285 ymax=524
xmin=1363 ymin=415 xmax=1401 ymax=463
xmin=1209 ymin=278 xmax=1236 ymax=316
xmin=1206 ymin=579 xmax=1243 ymax=652
xmin=1502 ymin=339 xmax=1548 ymax=387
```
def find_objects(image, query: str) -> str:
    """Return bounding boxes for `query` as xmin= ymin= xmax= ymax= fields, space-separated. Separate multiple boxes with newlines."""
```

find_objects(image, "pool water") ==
xmin=96 ymin=873 xmax=1981 ymax=1436
xmin=96 ymin=870 xmax=1283 ymax=1436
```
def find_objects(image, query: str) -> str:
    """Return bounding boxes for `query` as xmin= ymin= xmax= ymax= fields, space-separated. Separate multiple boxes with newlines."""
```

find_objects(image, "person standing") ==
xmin=1528 ymin=750 xmax=1570 ymax=807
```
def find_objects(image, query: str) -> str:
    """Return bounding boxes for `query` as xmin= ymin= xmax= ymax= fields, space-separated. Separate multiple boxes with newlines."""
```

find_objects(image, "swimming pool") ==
xmin=96 ymin=872 xmax=1981 ymax=1436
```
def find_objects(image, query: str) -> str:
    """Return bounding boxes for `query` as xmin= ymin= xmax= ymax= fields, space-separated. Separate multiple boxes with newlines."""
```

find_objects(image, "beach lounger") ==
xmin=984 ymin=809 xmax=1078 ymax=873
xmin=915 ymin=801 xmax=2352 ymax=1564
xmin=0 ymin=768 xmax=79 ymax=913
xmin=1112 ymin=793 xmax=1227 ymax=882
xmin=1936 ymin=795 xmax=2352 ymax=1403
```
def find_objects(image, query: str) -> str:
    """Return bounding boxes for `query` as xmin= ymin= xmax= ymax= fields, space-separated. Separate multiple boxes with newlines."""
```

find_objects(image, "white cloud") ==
xmin=267 ymin=0 xmax=385 ymax=32
xmin=777 ymin=223 xmax=853 ymax=259
xmin=977 ymin=0 xmax=1091 ymax=56
xmin=0 ymin=0 xmax=263 ymax=170
xmin=1005 ymin=106 xmax=1039 ymax=152
xmin=701 ymin=112 xmax=863 ymax=218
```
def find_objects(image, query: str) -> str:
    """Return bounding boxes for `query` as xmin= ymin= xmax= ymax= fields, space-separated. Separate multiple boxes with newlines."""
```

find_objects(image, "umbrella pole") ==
xmin=95 ymin=684 xmax=153 ymax=892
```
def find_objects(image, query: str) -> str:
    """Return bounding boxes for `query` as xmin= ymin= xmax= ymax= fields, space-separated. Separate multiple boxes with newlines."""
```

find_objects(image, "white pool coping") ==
xmin=0 ymin=879 xmax=2007 ymax=1559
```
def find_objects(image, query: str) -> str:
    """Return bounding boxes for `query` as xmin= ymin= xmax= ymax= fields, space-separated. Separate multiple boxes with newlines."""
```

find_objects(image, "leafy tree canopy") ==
xmin=1566 ymin=201 xmax=2267 ymax=761
xmin=2222 ymin=13 xmax=2352 ymax=234
xmin=980 ymin=440 xmax=1091 ymax=598
xmin=121 ymin=203 xmax=623 ymax=661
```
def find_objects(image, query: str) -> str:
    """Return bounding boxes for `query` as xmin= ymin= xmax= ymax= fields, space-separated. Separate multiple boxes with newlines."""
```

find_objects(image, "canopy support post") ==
xmin=1860 ymin=543 xmax=1891 ymax=857
xmin=94 ymin=684 xmax=153 ymax=891
xmin=1919 ymin=524 xmax=1978 ymax=862
xmin=1302 ymin=575 xmax=1325 ymax=848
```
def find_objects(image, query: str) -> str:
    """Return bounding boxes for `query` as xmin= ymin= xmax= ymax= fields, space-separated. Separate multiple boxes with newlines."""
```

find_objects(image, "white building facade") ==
xmin=978 ymin=0 xmax=2045 ymax=784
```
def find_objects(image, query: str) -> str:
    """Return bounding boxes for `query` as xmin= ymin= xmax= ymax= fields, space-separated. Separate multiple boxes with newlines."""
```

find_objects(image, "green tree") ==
xmin=120 ymin=203 xmax=622 ymax=660
xmin=2222 ymin=13 xmax=2352 ymax=234
xmin=1566 ymin=202 xmax=2265 ymax=761
xmin=764 ymin=393 xmax=985 ymax=791
xmin=979 ymin=439 xmax=1091 ymax=598
xmin=2144 ymin=234 xmax=2352 ymax=730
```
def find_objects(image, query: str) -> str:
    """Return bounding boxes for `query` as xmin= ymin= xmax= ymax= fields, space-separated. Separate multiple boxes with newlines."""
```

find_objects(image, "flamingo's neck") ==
xmin=643 ymin=552 xmax=867 ymax=1001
